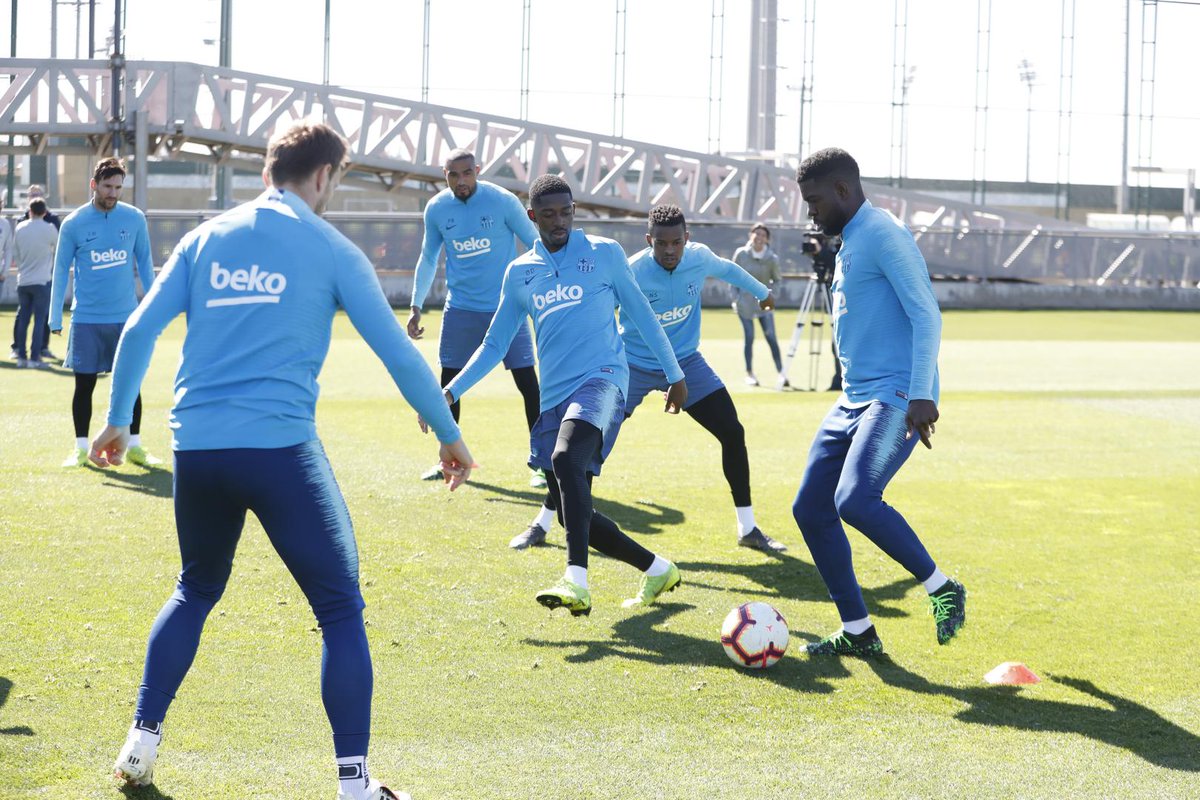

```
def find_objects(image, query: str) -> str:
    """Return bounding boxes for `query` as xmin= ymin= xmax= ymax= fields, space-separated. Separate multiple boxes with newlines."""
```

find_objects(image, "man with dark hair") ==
xmin=444 ymin=174 xmax=687 ymax=616
xmin=408 ymin=149 xmax=554 ymax=505
xmin=49 ymin=157 xmax=161 ymax=467
xmin=9 ymin=185 xmax=61 ymax=361
xmin=731 ymin=222 xmax=786 ymax=388
xmin=615 ymin=203 xmax=787 ymax=552
xmin=792 ymin=146 xmax=965 ymax=657
xmin=11 ymin=198 xmax=59 ymax=368
xmin=92 ymin=120 xmax=469 ymax=800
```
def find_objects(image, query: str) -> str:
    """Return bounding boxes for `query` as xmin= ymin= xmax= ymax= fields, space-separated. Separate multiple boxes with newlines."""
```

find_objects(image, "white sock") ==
xmin=129 ymin=434 xmax=142 ymax=447
xmin=734 ymin=506 xmax=756 ymax=537
xmin=76 ymin=437 xmax=88 ymax=450
xmin=842 ymin=616 xmax=873 ymax=636
xmin=645 ymin=555 xmax=671 ymax=577
xmin=923 ymin=568 xmax=949 ymax=594
xmin=129 ymin=720 xmax=162 ymax=747
xmin=565 ymin=565 xmax=587 ymax=588
xmin=532 ymin=505 xmax=556 ymax=530
xmin=336 ymin=756 xmax=370 ymax=800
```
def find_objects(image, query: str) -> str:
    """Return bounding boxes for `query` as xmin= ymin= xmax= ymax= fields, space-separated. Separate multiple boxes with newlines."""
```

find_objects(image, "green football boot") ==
xmin=929 ymin=579 xmax=967 ymax=644
xmin=126 ymin=445 xmax=164 ymax=467
xmin=535 ymin=579 xmax=591 ymax=616
xmin=621 ymin=562 xmax=682 ymax=608
xmin=806 ymin=626 xmax=885 ymax=658
xmin=61 ymin=447 xmax=88 ymax=468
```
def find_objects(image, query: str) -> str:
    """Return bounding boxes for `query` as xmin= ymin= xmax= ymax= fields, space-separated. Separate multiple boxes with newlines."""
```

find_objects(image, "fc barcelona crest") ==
xmin=577 ymin=258 xmax=595 ymax=273
xmin=480 ymin=215 xmax=495 ymax=229
xmin=119 ymin=229 xmax=131 ymax=242
xmin=687 ymin=281 xmax=699 ymax=296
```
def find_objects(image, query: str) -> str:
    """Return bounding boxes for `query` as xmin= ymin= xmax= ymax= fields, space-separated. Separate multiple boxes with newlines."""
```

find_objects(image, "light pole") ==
xmin=1018 ymin=58 xmax=1037 ymax=183
xmin=900 ymin=66 xmax=916 ymax=184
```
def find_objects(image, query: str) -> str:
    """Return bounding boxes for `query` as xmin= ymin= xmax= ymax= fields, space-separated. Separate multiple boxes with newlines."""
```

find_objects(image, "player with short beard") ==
xmin=48 ymin=157 xmax=160 ymax=468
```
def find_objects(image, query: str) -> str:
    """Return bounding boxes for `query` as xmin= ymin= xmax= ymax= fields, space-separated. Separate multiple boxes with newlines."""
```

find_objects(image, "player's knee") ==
xmin=833 ymin=484 xmax=879 ymax=529
xmin=549 ymin=446 xmax=580 ymax=479
xmin=173 ymin=576 xmax=227 ymax=608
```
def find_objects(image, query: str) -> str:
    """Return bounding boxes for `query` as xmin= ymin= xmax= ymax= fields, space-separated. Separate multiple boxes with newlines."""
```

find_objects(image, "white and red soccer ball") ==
xmin=720 ymin=602 xmax=789 ymax=668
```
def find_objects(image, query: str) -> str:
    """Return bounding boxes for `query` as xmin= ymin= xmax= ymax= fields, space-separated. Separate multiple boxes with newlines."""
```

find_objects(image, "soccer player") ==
xmin=90 ymin=122 xmax=473 ymax=800
xmin=408 ymin=149 xmax=551 ymax=494
xmin=444 ymin=175 xmax=687 ymax=616
xmin=792 ymin=147 xmax=965 ymax=657
xmin=618 ymin=203 xmax=788 ymax=553
xmin=49 ymin=158 xmax=161 ymax=468
xmin=730 ymin=223 xmax=786 ymax=388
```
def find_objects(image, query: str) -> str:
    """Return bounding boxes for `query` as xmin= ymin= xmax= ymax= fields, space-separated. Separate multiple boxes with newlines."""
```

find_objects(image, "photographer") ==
xmin=731 ymin=223 xmax=787 ymax=388
xmin=803 ymin=228 xmax=844 ymax=391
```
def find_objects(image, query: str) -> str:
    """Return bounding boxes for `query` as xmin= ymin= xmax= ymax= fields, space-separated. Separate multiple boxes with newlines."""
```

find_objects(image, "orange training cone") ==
xmin=984 ymin=662 xmax=1041 ymax=685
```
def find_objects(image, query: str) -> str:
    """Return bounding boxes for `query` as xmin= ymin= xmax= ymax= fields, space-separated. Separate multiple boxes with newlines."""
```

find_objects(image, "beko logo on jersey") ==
xmin=451 ymin=236 xmax=492 ymax=258
xmin=90 ymin=248 xmax=128 ymax=270
xmin=532 ymin=283 xmax=584 ymax=322
xmin=656 ymin=305 xmax=693 ymax=326
xmin=206 ymin=262 xmax=287 ymax=308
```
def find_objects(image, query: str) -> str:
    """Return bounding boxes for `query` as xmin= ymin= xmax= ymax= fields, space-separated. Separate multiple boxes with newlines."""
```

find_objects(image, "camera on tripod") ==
xmin=800 ymin=225 xmax=838 ymax=284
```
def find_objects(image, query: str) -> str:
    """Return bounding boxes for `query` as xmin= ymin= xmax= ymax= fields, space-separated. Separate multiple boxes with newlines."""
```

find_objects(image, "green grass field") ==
xmin=1 ymin=309 xmax=1198 ymax=799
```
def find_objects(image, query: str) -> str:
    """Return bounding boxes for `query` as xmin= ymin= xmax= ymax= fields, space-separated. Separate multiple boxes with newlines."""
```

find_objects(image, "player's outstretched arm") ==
xmin=90 ymin=424 xmax=131 ymax=468
xmin=443 ymin=270 xmax=524 ymax=404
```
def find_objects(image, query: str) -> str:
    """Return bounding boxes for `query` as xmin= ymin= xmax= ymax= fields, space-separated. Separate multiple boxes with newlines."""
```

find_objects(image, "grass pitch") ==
xmin=1 ymin=309 xmax=1198 ymax=799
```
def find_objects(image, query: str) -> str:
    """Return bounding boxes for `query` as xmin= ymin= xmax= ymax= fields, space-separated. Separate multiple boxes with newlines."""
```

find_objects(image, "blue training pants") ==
xmin=792 ymin=401 xmax=936 ymax=623
xmin=135 ymin=440 xmax=372 ymax=757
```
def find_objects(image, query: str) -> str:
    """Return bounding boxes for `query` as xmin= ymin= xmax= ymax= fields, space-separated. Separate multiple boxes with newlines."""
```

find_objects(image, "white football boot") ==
xmin=337 ymin=778 xmax=412 ymax=800
xmin=113 ymin=734 xmax=158 ymax=786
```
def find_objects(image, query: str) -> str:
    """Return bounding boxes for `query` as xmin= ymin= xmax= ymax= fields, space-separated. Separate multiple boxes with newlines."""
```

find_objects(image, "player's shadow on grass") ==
xmin=865 ymin=658 xmax=1200 ymax=772
xmin=119 ymin=782 xmax=177 ymax=799
xmin=675 ymin=552 xmax=917 ymax=620
xmin=469 ymin=479 xmax=684 ymax=534
xmin=524 ymin=602 xmax=851 ymax=696
xmin=99 ymin=466 xmax=174 ymax=498
xmin=0 ymin=360 xmax=73 ymax=378
xmin=0 ymin=677 xmax=34 ymax=736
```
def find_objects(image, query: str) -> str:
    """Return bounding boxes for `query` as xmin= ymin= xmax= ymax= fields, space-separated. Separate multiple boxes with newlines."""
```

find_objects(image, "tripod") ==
xmin=779 ymin=273 xmax=834 ymax=391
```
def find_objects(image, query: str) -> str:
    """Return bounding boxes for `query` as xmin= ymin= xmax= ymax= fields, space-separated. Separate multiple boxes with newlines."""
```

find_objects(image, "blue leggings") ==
xmin=135 ymin=441 xmax=372 ymax=757
xmin=792 ymin=402 xmax=936 ymax=622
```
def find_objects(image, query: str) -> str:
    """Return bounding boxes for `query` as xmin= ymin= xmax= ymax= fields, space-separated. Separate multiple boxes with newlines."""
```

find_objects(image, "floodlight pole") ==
xmin=1018 ymin=58 xmax=1036 ymax=183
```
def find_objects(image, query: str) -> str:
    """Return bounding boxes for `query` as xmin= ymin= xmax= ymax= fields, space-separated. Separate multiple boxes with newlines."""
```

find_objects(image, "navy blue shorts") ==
xmin=528 ymin=378 xmax=625 ymax=477
xmin=625 ymin=351 xmax=723 ymax=415
xmin=64 ymin=321 xmax=124 ymax=373
xmin=439 ymin=306 xmax=535 ymax=370
xmin=173 ymin=439 xmax=365 ymax=626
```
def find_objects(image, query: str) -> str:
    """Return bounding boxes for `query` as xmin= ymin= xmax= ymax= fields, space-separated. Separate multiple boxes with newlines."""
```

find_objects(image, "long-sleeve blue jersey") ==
xmin=831 ymin=200 xmax=941 ymax=409
xmin=107 ymin=188 xmax=461 ymax=451
xmin=411 ymin=180 xmax=539 ymax=313
xmin=621 ymin=241 xmax=769 ymax=370
xmin=50 ymin=201 xmax=154 ymax=329
xmin=445 ymin=230 xmax=684 ymax=411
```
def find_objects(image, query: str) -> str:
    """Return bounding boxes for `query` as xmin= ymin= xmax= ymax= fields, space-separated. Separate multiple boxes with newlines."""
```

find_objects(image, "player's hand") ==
xmin=664 ymin=379 xmax=687 ymax=414
xmin=406 ymin=307 xmax=424 ymax=340
xmin=89 ymin=424 xmax=131 ymax=468
xmin=438 ymin=437 xmax=477 ymax=492
xmin=418 ymin=390 xmax=455 ymax=434
xmin=759 ymin=292 xmax=776 ymax=311
xmin=905 ymin=399 xmax=939 ymax=449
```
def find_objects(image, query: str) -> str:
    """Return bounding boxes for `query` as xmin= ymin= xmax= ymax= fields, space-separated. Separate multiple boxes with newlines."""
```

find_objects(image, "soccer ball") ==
xmin=720 ymin=602 xmax=789 ymax=669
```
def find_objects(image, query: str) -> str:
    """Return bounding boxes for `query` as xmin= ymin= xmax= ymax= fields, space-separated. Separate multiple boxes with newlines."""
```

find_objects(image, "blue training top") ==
xmin=445 ymin=229 xmax=684 ymax=411
xmin=411 ymin=180 xmax=540 ymax=313
xmin=107 ymin=188 xmax=461 ymax=451
xmin=621 ymin=241 xmax=768 ymax=370
xmin=50 ymin=200 xmax=155 ymax=329
xmin=831 ymin=200 xmax=941 ymax=409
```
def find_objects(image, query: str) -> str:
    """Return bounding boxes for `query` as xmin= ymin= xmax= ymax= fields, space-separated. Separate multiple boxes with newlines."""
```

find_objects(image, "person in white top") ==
xmin=11 ymin=199 xmax=60 ymax=368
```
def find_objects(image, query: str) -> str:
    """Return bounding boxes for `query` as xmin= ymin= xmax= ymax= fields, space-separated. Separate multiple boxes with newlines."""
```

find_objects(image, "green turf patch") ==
xmin=1 ymin=309 xmax=1197 ymax=798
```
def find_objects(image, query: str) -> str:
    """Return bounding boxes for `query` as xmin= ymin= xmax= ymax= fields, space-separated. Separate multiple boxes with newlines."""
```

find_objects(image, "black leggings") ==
xmin=543 ymin=419 xmax=654 ymax=572
xmin=73 ymin=373 xmax=141 ymax=438
xmin=685 ymin=388 xmax=751 ymax=507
